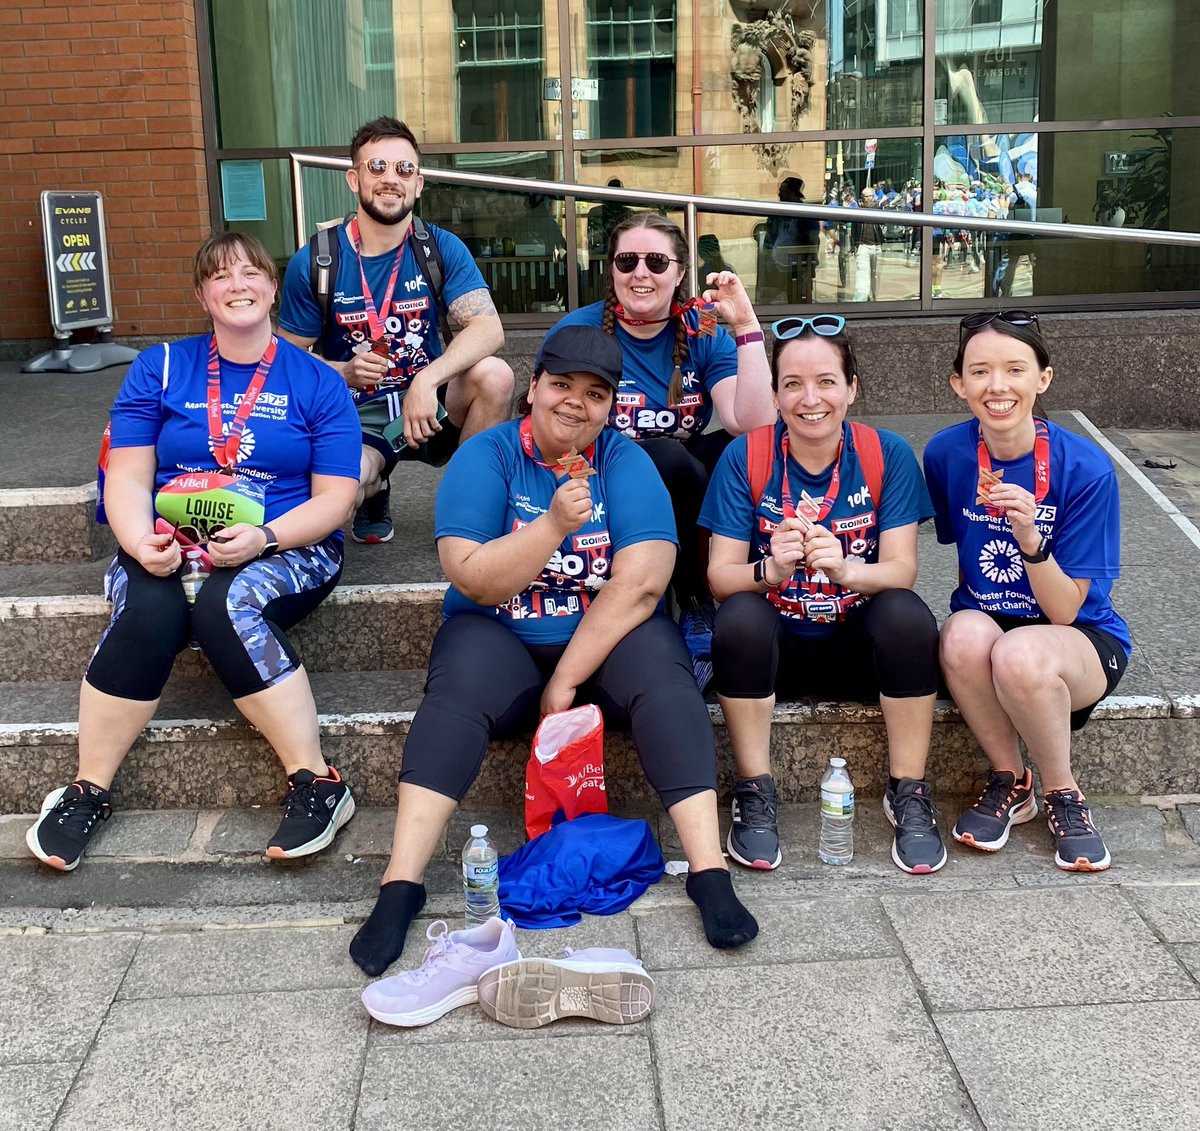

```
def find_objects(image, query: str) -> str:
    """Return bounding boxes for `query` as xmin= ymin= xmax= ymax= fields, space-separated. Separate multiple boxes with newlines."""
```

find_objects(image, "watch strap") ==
xmin=1019 ymin=536 xmax=1049 ymax=564
xmin=257 ymin=524 xmax=280 ymax=558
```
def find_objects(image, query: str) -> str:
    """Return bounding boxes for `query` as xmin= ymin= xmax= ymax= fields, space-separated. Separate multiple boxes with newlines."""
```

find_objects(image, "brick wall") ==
xmin=0 ymin=1 xmax=211 ymax=342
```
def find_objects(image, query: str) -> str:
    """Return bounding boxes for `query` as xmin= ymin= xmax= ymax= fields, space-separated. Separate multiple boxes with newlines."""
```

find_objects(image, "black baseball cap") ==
xmin=535 ymin=324 xmax=623 ymax=391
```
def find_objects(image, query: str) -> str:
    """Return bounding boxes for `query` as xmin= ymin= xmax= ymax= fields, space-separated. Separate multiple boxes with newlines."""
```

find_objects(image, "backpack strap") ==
xmin=745 ymin=424 xmax=776 ymax=506
xmin=848 ymin=420 xmax=884 ymax=506
xmin=308 ymin=220 xmax=342 ymax=344
xmin=409 ymin=215 xmax=453 ymax=348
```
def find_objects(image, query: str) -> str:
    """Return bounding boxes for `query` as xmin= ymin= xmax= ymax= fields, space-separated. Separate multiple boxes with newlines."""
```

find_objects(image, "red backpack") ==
xmin=745 ymin=420 xmax=884 ymax=510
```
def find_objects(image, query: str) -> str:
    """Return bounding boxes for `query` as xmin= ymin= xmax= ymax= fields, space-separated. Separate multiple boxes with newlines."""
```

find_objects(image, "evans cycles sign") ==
xmin=38 ymin=190 xmax=116 ymax=333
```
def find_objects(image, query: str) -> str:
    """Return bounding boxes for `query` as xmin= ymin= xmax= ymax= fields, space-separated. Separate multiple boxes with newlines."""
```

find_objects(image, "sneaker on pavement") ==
xmin=362 ymin=917 xmax=520 ymax=1027
xmin=678 ymin=601 xmax=715 ymax=664
xmin=477 ymin=946 xmax=653 ymax=1029
xmin=727 ymin=774 xmax=781 ymax=870
xmin=25 ymin=780 xmax=112 ymax=872
xmin=352 ymin=481 xmax=394 ymax=544
xmin=952 ymin=768 xmax=1037 ymax=852
xmin=883 ymin=778 xmax=947 ymax=874
xmin=1044 ymin=788 xmax=1111 ymax=872
xmin=265 ymin=766 xmax=355 ymax=860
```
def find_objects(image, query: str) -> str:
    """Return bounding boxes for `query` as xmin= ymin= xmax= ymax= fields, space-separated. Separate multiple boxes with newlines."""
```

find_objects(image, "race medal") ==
xmin=556 ymin=449 xmax=596 ymax=479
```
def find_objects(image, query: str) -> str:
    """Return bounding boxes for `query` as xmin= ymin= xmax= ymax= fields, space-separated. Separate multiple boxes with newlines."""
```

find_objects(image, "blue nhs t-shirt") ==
xmin=700 ymin=421 xmax=933 ymax=638
xmin=923 ymin=418 xmax=1131 ymax=656
xmin=436 ymin=420 xmax=677 ymax=645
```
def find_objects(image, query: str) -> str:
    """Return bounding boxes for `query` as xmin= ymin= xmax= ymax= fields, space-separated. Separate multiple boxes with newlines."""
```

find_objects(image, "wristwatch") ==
xmin=257 ymin=525 xmax=280 ymax=558
xmin=753 ymin=557 xmax=772 ymax=586
xmin=1019 ymin=536 xmax=1049 ymax=564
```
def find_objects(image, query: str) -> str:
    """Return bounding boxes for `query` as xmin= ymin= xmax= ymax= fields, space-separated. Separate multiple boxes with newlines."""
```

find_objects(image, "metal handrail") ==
xmin=289 ymin=152 xmax=1200 ymax=301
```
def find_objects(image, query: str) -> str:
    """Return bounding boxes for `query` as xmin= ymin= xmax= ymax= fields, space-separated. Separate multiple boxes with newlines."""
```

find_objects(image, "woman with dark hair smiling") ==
xmin=924 ymin=310 xmax=1129 ymax=871
xmin=699 ymin=315 xmax=945 ymax=876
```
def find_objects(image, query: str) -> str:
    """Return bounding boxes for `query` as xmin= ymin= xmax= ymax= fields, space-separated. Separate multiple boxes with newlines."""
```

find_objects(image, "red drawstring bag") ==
xmin=524 ymin=704 xmax=607 ymax=840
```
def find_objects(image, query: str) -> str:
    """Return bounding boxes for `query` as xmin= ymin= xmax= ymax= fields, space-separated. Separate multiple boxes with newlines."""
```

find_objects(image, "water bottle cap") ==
xmin=830 ymin=757 xmax=847 ymax=768
xmin=186 ymin=550 xmax=202 ymax=560
xmin=470 ymin=824 xmax=488 ymax=838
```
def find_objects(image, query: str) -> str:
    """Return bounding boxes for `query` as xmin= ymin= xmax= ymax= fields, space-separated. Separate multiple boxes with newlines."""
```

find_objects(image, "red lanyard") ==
xmin=347 ymin=216 xmax=405 ymax=341
xmin=518 ymin=417 xmax=595 ymax=474
xmin=614 ymin=299 xmax=717 ymax=337
xmin=206 ymin=335 xmax=276 ymax=471
xmin=977 ymin=418 xmax=1051 ymax=516
xmin=779 ymin=428 xmax=844 ymax=526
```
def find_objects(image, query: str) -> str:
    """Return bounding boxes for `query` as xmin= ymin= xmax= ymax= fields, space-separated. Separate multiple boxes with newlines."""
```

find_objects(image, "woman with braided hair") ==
xmin=554 ymin=212 xmax=775 ymax=685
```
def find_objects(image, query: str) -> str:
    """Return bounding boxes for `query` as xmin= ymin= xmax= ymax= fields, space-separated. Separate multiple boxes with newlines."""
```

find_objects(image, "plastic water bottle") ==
xmin=181 ymin=550 xmax=209 ymax=651
xmin=462 ymin=824 xmax=500 ymax=925
xmin=818 ymin=757 xmax=855 ymax=865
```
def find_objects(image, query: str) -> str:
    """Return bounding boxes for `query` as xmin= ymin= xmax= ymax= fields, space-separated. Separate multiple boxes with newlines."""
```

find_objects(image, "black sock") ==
xmin=685 ymin=868 xmax=758 ymax=950
xmin=349 ymin=880 xmax=427 ymax=976
xmin=888 ymin=776 xmax=901 ymax=794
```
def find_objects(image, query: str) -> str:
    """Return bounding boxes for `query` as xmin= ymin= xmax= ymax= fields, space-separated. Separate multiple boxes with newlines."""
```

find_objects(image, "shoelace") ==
xmin=892 ymin=788 xmax=937 ymax=831
xmin=280 ymin=777 xmax=328 ymax=822
xmin=1045 ymin=792 xmax=1094 ymax=838
xmin=735 ymin=784 xmax=777 ymax=828
xmin=974 ymin=771 xmax=1024 ymax=818
xmin=52 ymin=789 xmax=111 ymax=836
xmin=396 ymin=921 xmax=456 ymax=985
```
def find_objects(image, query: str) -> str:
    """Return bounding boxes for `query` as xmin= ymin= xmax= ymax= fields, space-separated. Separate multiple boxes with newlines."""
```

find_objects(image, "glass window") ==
xmin=586 ymin=0 xmax=677 ymax=138
xmin=454 ymin=0 xmax=545 ymax=142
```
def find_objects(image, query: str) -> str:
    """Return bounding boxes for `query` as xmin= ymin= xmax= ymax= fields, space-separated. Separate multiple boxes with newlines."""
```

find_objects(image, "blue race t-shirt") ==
xmin=923 ymin=418 xmax=1131 ymax=656
xmin=278 ymin=220 xmax=487 ymax=405
xmin=436 ymin=419 xmax=677 ymax=645
xmin=108 ymin=335 xmax=361 ymax=532
xmin=699 ymin=420 xmax=933 ymax=638
xmin=555 ymin=301 xmax=737 ymax=440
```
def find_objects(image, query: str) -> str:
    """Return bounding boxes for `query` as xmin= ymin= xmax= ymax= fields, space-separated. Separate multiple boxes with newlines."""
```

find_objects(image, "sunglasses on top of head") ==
xmin=958 ymin=309 xmax=1037 ymax=341
xmin=771 ymin=314 xmax=846 ymax=340
xmin=611 ymin=251 xmax=679 ymax=275
xmin=358 ymin=158 xmax=419 ymax=180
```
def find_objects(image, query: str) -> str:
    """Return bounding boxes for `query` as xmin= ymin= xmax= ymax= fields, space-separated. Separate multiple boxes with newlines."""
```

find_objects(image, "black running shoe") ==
xmin=727 ymin=774 xmax=781 ymax=870
xmin=952 ymin=768 xmax=1037 ymax=852
xmin=266 ymin=766 xmax=356 ymax=860
xmin=883 ymin=779 xmax=947 ymax=874
xmin=25 ymin=780 xmax=112 ymax=871
xmin=352 ymin=481 xmax=394 ymax=544
xmin=1044 ymin=788 xmax=1110 ymax=872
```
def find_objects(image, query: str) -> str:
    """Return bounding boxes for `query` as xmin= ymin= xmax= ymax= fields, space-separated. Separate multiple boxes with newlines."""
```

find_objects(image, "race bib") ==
xmin=154 ymin=472 xmax=266 ymax=541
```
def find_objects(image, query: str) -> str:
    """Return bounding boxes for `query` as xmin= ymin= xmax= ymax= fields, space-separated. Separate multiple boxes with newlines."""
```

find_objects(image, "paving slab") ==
xmin=1175 ymin=942 xmax=1200 ymax=980
xmin=85 ymin=810 xmax=197 ymax=858
xmin=116 ymin=924 xmax=363 ymax=1000
xmin=937 ymin=1000 xmax=1200 ymax=1131
xmin=0 ymin=1063 xmax=76 ymax=1131
xmin=636 ymin=893 xmax=896 ymax=970
xmin=357 ymin=1032 xmax=658 ymax=1131
xmin=53 ymin=988 xmax=367 ymax=1131
xmin=1124 ymin=885 xmax=1200 ymax=942
xmin=0 ymin=932 xmax=140 ymax=1064
xmin=881 ymin=887 xmax=1198 ymax=1012
xmin=1181 ymin=804 xmax=1200 ymax=844
xmin=650 ymin=959 xmax=979 ymax=1131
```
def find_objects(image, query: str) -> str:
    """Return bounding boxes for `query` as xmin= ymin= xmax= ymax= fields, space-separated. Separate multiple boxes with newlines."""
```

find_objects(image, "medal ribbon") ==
xmin=347 ymin=216 xmax=405 ymax=342
xmin=518 ymin=416 xmax=595 ymax=474
xmin=977 ymin=417 xmax=1051 ymax=517
xmin=206 ymin=334 xmax=277 ymax=471
xmin=613 ymin=298 xmax=717 ymax=337
xmin=779 ymin=427 xmax=845 ymax=526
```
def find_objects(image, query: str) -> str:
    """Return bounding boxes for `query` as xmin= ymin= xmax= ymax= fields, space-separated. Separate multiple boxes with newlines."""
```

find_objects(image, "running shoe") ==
xmin=361 ymin=917 xmax=520 ymax=1028
xmin=1044 ymin=788 xmax=1111 ymax=872
xmin=883 ymin=778 xmax=947 ymax=874
xmin=727 ymin=774 xmax=781 ymax=870
xmin=351 ymin=481 xmax=394 ymax=544
xmin=678 ymin=601 xmax=715 ymax=664
xmin=25 ymin=780 xmax=111 ymax=872
xmin=952 ymin=768 xmax=1037 ymax=852
xmin=265 ymin=766 xmax=355 ymax=860
xmin=477 ymin=946 xmax=653 ymax=1029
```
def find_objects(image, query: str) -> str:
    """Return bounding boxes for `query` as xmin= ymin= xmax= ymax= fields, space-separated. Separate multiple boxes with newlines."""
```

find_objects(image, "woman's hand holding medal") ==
xmin=208 ymin=523 xmax=268 ymax=569
xmin=136 ymin=530 xmax=182 ymax=577
xmin=547 ymin=449 xmax=596 ymax=538
xmin=985 ymin=480 xmax=1041 ymax=554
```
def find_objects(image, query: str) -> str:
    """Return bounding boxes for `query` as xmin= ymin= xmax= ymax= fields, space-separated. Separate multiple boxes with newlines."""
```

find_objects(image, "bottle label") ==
xmin=463 ymin=859 xmax=498 ymax=889
xmin=820 ymin=788 xmax=855 ymax=818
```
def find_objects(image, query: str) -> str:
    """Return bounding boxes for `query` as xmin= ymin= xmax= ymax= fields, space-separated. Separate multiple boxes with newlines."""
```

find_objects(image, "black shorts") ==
xmin=986 ymin=613 xmax=1128 ymax=731
xmin=359 ymin=382 xmax=460 ymax=478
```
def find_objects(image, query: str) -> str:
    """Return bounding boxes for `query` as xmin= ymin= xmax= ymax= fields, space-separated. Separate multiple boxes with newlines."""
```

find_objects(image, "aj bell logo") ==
xmin=979 ymin=538 xmax=1023 ymax=584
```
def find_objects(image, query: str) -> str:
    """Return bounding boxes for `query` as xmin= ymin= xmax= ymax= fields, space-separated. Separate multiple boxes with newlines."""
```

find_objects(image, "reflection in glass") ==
xmin=586 ymin=0 xmax=677 ymax=138
xmin=454 ymin=0 xmax=544 ymax=142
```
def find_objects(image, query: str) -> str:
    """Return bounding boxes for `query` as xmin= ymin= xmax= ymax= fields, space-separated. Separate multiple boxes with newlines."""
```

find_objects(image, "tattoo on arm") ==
xmin=448 ymin=288 xmax=498 ymax=327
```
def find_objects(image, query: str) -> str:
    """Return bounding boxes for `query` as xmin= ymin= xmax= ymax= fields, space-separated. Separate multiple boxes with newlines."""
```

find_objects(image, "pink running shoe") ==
xmin=361 ymin=917 xmax=520 ymax=1027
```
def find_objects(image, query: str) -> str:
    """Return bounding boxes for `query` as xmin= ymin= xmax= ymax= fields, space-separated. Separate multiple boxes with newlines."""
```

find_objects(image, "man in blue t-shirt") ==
xmin=278 ymin=116 xmax=514 ymax=545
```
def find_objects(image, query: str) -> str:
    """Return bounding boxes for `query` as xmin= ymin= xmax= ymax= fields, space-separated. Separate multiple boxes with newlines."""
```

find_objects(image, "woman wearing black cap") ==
xmin=350 ymin=323 xmax=758 ymax=977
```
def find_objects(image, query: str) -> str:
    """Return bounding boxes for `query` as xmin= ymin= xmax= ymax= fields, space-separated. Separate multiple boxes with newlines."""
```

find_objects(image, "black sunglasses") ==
xmin=612 ymin=251 xmax=679 ymax=275
xmin=771 ymin=314 xmax=846 ymax=340
xmin=359 ymin=158 xmax=419 ymax=180
xmin=958 ymin=310 xmax=1038 ymax=341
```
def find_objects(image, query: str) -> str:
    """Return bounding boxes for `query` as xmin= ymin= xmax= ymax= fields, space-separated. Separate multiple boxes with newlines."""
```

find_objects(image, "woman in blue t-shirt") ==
xmin=923 ymin=311 xmax=1130 ymax=872
xmin=25 ymin=233 xmax=361 ymax=874
xmin=556 ymin=212 xmax=776 ymax=685
xmin=699 ymin=316 xmax=945 ymax=877
xmin=350 ymin=324 xmax=758 ymax=978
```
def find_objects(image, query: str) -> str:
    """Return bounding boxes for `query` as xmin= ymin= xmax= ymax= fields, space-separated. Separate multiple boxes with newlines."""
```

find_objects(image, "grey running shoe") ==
xmin=1044 ymin=789 xmax=1111 ymax=872
xmin=352 ymin=481 xmax=394 ymax=544
xmin=884 ymin=779 xmax=947 ymax=874
xmin=727 ymin=774 xmax=781 ymax=870
xmin=952 ymin=768 xmax=1037 ymax=852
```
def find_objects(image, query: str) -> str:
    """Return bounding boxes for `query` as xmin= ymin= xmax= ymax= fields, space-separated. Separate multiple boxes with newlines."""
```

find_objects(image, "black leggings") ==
xmin=639 ymin=430 xmax=734 ymax=606
xmin=712 ymin=588 xmax=939 ymax=701
xmin=87 ymin=540 xmax=342 ymax=701
xmin=400 ymin=612 xmax=717 ymax=808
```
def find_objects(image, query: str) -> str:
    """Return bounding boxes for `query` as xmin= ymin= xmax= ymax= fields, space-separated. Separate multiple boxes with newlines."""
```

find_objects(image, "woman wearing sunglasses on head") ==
xmin=923 ymin=311 xmax=1129 ymax=872
xmin=699 ymin=315 xmax=946 ymax=875
xmin=554 ymin=212 xmax=776 ymax=687
xmin=26 ymin=232 xmax=362 ymax=874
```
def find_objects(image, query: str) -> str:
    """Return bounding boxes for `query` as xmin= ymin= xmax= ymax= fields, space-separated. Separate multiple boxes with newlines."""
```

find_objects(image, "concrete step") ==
xmin=2 ymin=669 xmax=1194 ymax=815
